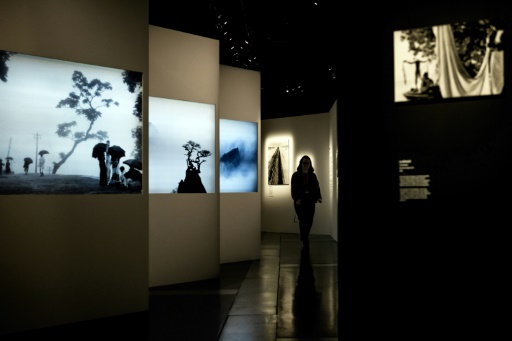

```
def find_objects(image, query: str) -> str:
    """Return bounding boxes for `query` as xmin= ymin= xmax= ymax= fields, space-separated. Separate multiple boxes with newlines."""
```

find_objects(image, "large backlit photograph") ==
xmin=149 ymin=97 xmax=215 ymax=194
xmin=394 ymin=18 xmax=504 ymax=103
xmin=219 ymin=119 xmax=258 ymax=193
xmin=0 ymin=50 xmax=143 ymax=194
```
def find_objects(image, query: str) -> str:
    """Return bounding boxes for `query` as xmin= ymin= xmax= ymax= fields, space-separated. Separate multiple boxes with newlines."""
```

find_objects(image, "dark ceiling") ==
xmin=149 ymin=0 xmax=338 ymax=120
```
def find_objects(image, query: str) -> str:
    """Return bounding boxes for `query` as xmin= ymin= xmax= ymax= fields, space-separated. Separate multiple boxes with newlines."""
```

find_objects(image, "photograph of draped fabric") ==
xmin=394 ymin=18 xmax=504 ymax=103
xmin=267 ymin=139 xmax=289 ymax=185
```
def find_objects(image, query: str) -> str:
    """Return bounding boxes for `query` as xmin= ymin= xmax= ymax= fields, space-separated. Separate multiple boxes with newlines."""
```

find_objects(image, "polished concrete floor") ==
xmin=5 ymin=232 xmax=338 ymax=340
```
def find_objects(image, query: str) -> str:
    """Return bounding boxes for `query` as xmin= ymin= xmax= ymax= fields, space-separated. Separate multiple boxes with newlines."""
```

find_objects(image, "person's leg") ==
xmin=294 ymin=204 xmax=307 ymax=242
xmin=301 ymin=205 xmax=316 ymax=247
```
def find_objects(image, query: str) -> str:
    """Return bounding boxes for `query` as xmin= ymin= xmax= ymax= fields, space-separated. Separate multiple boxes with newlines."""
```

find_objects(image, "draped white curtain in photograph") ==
xmin=433 ymin=25 xmax=504 ymax=98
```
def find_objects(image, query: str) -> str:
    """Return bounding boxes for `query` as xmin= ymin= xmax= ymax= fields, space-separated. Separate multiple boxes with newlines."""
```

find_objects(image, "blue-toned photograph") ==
xmin=149 ymin=97 xmax=215 ymax=194
xmin=219 ymin=119 xmax=258 ymax=193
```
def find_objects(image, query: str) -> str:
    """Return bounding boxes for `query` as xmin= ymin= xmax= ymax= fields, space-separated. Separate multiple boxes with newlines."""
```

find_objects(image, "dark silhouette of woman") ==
xmin=291 ymin=155 xmax=322 ymax=248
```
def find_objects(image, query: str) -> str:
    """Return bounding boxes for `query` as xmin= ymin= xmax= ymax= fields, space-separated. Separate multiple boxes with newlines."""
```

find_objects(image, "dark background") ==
xmin=338 ymin=2 xmax=511 ymax=339
xmin=149 ymin=1 xmax=510 ymax=338
xmin=149 ymin=0 xmax=337 ymax=120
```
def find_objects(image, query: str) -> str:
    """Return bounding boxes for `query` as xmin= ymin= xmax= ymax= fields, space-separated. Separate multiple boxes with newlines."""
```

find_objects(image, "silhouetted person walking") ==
xmin=291 ymin=155 xmax=322 ymax=249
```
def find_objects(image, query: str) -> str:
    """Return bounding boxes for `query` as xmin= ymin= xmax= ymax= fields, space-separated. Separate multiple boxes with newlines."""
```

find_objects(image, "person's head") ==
xmin=423 ymin=72 xmax=429 ymax=78
xmin=297 ymin=155 xmax=314 ymax=173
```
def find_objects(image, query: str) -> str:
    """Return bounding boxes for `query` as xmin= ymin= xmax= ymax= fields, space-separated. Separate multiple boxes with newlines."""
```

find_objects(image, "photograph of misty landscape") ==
xmin=0 ymin=50 xmax=142 ymax=194
xmin=219 ymin=119 xmax=257 ymax=193
xmin=148 ymin=96 xmax=215 ymax=194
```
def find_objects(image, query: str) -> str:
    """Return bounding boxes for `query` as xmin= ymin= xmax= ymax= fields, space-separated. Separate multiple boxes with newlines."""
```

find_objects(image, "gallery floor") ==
xmin=4 ymin=232 xmax=338 ymax=341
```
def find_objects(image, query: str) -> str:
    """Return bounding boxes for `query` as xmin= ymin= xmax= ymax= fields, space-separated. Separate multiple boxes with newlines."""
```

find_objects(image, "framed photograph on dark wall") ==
xmin=219 ymin=119 xmax=258 ymax=193
xmin=393 ymin=18 xmax=504 ymax=103
xmin=0 ymin=50 xmax=143 ymax=194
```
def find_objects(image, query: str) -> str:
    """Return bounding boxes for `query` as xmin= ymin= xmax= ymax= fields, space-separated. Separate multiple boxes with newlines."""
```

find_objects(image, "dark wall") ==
xmin=338 ymin=2 xmax=510 ymax=339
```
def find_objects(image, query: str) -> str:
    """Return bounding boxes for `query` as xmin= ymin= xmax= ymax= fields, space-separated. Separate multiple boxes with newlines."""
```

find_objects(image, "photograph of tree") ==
xmin=219 ymin=119 xmax=258 ymax=193
xmin=267 ymin=139 xmax=289 ymax=185
xmin=148 ymin=96 xmax=215 ymax=194
xmin=394 ymin=18 xmax=504 ymax=103
xmin=0 ymin=50 xmax=143 ymax=194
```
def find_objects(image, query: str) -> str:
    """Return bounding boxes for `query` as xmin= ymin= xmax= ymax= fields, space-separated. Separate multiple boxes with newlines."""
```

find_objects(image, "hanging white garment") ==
xmin=433 ymin=25 xmax=504 ymax=98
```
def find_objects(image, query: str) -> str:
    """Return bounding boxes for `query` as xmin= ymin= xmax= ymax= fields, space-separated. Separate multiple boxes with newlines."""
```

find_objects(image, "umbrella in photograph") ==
xmin=92 ymin=143 xmax=107 ymax=158
xmin=124 ymin=167 xmax=142 ymax=182
xmin=24 ymin=157 xmax=33 ymax=164
xmin=107 ymin=145 xmax=125 ymax=159
xmin=6 ymin=156 xmax=13 ymax=160
xmin=123 ymin=159 xmax=142 ymax=171
xmin=38 ymin=150 xmax=49 ymax=156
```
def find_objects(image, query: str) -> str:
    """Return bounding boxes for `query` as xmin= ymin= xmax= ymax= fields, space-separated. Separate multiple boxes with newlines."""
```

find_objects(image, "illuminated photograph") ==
xmin=219 ymin=119 xmax=258 ymax=193
xmin=394 ymin=18 xmax=504 ymax=103
xmin=267 ymin=139 xmax=289 ymax=185
xmin=148 ymin=97 xmax=215 ymax=194
xmin=0 ymin=50 xmax=143 ymax=194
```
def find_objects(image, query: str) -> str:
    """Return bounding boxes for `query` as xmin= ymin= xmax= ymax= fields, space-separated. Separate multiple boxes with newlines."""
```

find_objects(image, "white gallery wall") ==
xmin=261 ymin=102 xmax=338 ymax=239
xmin=329 ymin=100 xmax=338 ymax=241
xmin=148 ymin=26 xmax=220 ymax=286
xmin=219 ymin=65 xmax=261 ymax=264
xmin=0 ymin=0 xmax=149 ymax=335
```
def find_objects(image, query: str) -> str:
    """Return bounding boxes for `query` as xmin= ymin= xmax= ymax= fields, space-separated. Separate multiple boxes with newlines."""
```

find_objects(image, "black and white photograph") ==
xmin=267 ymin=139 xmax=289 ymax=185
xmin=0 ymin=50 xmax=143 ymax=194
xmin=219 ymin=119 xmax=258 ymax=193
xmin=148 ymin=96 xmax=215 ymax=194
xmin=394 ymin=18 xmax=504 ymax=103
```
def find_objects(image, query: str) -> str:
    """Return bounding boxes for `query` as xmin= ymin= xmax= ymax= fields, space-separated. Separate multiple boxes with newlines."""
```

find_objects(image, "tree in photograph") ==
xmin=177 ymin=140 xmax=212 ymax=193
xmin=53 ymin=71 xmax=118 ymax=174
xmin=450 ymin=19 xmax=504 ymax=77
xmin=122 ymin=70 xmax=143 ymax=161
xmin=400 ymin=19 xmax=503 ymax=78
xmin=0 ymin=50 xmax=17 ymax=83
xmin=183 ymin=140 xmax=212 ymax=173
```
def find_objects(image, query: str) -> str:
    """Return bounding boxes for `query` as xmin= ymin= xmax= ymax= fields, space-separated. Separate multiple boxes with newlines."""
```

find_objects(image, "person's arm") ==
xmin=291 ymin=172 xmax=301 ymax=204
xmin=315 ymin=174 xmax=322 ymax=203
